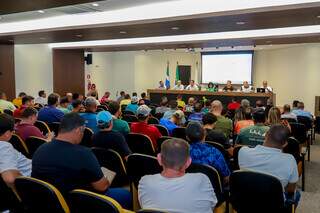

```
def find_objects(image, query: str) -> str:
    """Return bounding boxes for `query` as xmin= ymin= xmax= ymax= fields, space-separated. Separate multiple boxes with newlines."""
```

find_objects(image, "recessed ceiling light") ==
xmin=37 ymin=10 xmax=45 ymax=14
xmin=171 ymin=27 xmax=180 ymax=30
xmin=236 ymin=21 xmax=246 ymax=25
xmin=92 ymin=3 xmax=99 ymax=7
xmin=119 ymin=31 xmax=127 ymax=34
xmin=76 ymin=34 xmax=83 ymax=38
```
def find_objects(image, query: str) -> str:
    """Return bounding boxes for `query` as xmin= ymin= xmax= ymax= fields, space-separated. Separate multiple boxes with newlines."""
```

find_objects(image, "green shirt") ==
xmin=207 ymin=87 xmax=218 ymax=92
xmin=236 ymin=124 xmax=270 ymax=147
xmin=0 ymin=100 xmax=16 ymax=111
xmin=58 ymin=107 xmax=71 ymax=114
xmin=112 ymin=118 xmax=130 ymax=135
xmin=215 ymin=116 xmax=233 ymax=138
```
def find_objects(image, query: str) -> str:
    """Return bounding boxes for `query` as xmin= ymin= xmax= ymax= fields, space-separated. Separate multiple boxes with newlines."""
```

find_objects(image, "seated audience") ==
xmin=100 ymin=92 xmax=111 ymax=104
xmin=207 ymin=82 xmax=218 ymax=92
xmin=141 ymin=92 xmax=151 ymax=106
xmin=13 ymin=92 xmax=27 ymax=108
xmin=223 ymin=80 xmax=234 ymax=92
xmin=92 ymin=111 xmax=131 ymax=159
xmin=13 ymin=95 xmax=34 ymax=118
xmin=268 ymin=107 xmax=291 ymax=131
xmin=176 ymin=94 xmax=186 ymax=109
xmin=255 ymin=99 xmax=265 ymax=110
xmin=0 ymin=92 xmax=16 ymax=111
xmin=158 ymin=80 xmax=167 ymax=89
xmin=188 ymin=102 xmax=204 ymax=123
xmin=239 ymin=124 xmax=300 ymax=206
xmin=117 ymin=91 xmax=126 ymax=103
xmin=155 ymin=96 xmax=170 ymax=114
xmin=186 ymin=80 xmax=199 ymax=91
xmin=262 ymin=80 xmax=273 ymax=93
xmin=211 ymin=100 xmax=233 ymax=138
xmin=38 ymin=93 xmax=64 ymax=123
xmin=227 ymin=97 xmax=240 ymax=111
xmin=34 ymin=90 xmax=47 ymax=106
xmin=160 ymin=110 xmax=184 ymax=136
xmin=265 ymin=98 xmax=274 ymax=118
xmin=240 ymin=99 xmax=250 ymax=109
xmin=201 ymin=100 xmax=211 ymax=114
xmin=138 ymin=99 xmax=145 ymax=105
xmin=108 ymin=101 xmax=130 ymax=135
xmin=66 ymin=93 xmax=73 ymax=103
xmin=187 ymin=122 xmax=230 ymax=183
xmin=281 ymin=104 xmax=297 ymax=121
xmin=71 ymin=100 xmax=84 ymax=113
xmin=292 ymin=100 xmax=299 ymax=110
xmin=120 ymin=94 xmax=131 ymax=107
xmin=234 ymin=107 xmax=254 ymax=135
xmin=125 ymin=96 xmax=139 ymax=113
xmin=138 ymin=138 xmax=217 ymax=213
xmin=185 ymin=97 xmax=195 ymax=112
xmin=80 ymin=97 xmax=99 ymax=133
xmin=89 ymin=91 xmax=100 ymax=106
xmin=203 ymin=113 xmax=231 ymax=154
xmin=57 ymin=97 xmax=71 ymax=114
xmin=173 ymin=80 xmax=184 ymax=90
xmin=235 ymin=109 xmax=269 ymax=146
xmin=292 ymin=102 xmax=313 ymax=120
xmin=15 ymin=107 xmax=53 ymax=142
xmin=32 ymin=113 xmax=131 ymax=208
xmin=131 ymin=105 xmax=162 ymax=149
xmin=240 ymin=81 xmax=253 ymax=93
xmin=0 ymin=114 xmax=31 ymax=188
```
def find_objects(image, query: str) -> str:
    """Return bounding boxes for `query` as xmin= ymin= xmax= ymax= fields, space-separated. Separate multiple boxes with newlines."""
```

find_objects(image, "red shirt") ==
xmin=13 ymin=105 xmax=27 ymax=118
xmin=130 ymin=122 xmax=162 ymax=150
xmin=15 ymin=123 xmax=45 ymax=141
xmin=227 ymin=102 xmax=241 ymax=111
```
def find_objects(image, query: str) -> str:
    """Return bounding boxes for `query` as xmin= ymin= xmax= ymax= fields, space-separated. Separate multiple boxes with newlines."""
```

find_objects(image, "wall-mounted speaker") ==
xmin=85 ymin=53 xmax=92 ymax=65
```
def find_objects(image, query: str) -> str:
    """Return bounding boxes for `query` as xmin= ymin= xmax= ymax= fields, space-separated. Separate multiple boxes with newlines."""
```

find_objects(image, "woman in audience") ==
xmin=234 ymin=107 xmax=254 ymax=135
xmin=100 ymin=92 xmax=111 ymax=104
xmin=268 ymin=107 xmax=291 ymax=131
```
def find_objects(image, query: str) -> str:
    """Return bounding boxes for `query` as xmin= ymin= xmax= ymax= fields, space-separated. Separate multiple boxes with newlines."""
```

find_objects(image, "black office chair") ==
xmin=47 ymin=122 xmax=60 ymax=136
xmin=80 ymin=127 xmax=94 ymax=147
xmin=25 ymin=136 xmax=47 ymax=157
xmin=172 ymin=127 xmax=187 ymax=140
xmin=281 ymin=118 xmax=297 ymax=123
xmin=297 ymin=115 xmax=314 ymax=144
xmin=122 ymin=110 xmax=135 ymax=116
xmin=91 ymin=147 xmax=128 ymax=187
xmin=232 ymin=146 xmax=244 ymax=170
xmin=205 ymin=141 xmax=232 ymax=170
xmin=126 ymin=133 xmax=155 ymax=156
xmin=69 ymin=189 xmax=128 ymax=213
xmin=15 ymin=176 xmax=70 ymax=213
xmin=3 ymin=109 xmax=13 ymax=116
xmin=34 ymin=120 xmax=51 ymax=135
xmin=122 ymin=115 xmax=138 ymax=123
xmin=230 ymin=170 xmax=293 ymax=213
xmin=9 ymin=133 xmax=29 ymax=158
xmin=153 ymin=124 xmax=169 ymax=136
xmin=147 ymin=117 xmax=159 ymax=125
xmin=156 ymin=136 xmax=173 ymax=153
xmin=0 ymin=176 xmax=22 ymax=212
xmin=289 ymin=122 xmax=310 ymax=161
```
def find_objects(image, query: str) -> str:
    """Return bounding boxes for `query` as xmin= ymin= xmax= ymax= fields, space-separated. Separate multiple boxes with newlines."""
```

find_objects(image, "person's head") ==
xmin=108 ymin=101 xmax=121 ymax=117
xmin=90 ymin=91 xmax=98 ymax=99
xmin=171 ymin=110 xmax=185 ymax=125
xmin=263 ymin=80 xmax=268 ymax=88
xmin=292 ymin=100 xmax=299 ymax=108
xmin=202 ymin=113 xmax=217 ymax=129
xmin=132 ymin=92 xmax=137 ymax=97
xmin=256 ymin=100 xmax=264 ymax=108
xmin=190 ymin=80 xmax=195 ymax=86
xmin=160 ymin=96 xmax=168 ymax=106
xmin=141 ymin=92 xmax=147 ymax=99
xmin=72 ymin=93 xmax=79 ymax=100
xmin=157 ymin=138 xmax=191 ymax=173
xmin=60 ymin=97 xmax=69 ymax=108
xmin=138 ymin=99 xmax=145 ymax=106
xmin=267 ymin=98 xmax=273 ymax=106
xmin=264 ymin=124 xmax=289 ymax=149
xmin=177 ymin=94 xmax=183 ymax=100
xmin=72 ymin=100 xmax=83 ymax=112
xmin=22 ymin=96 xmax=34 ymax=107
xmin=124 ymin=94 xmax=131 ymax=100
xmin=241 ymin=99 xmax=250 ymax=108
xmin=211 ymin=100 xmax=223 ymax=115
xmin=244 ymin=107 xmax=253 ymax=120
xmin=0 ymin=92 xmax=7 ymax=100
xmin=131 ymin=96 xmax=139 ymax=104
xmin=298 ymin=102 xmax=305 ymax=110
xmin=283 ymin=104 xmax=291 ymax=113
xmin=194 ymin=102 xmax=202 ymax=113
xmin=38 ymin=90 xmax=46 ymax=98
xmin=47 ymin=93 xmax=60 ymax=106
xmin=97 ymin=111 xmax=113 ymax=131
xmin=159 ymin=80 xmax=164 ymax=86
xmin=268 ymin=107 xmax=281 ymax=125
xmin=18 ymin=92 xmax=27 ymax=98
xmin=66 ymin=93 xmax=72 ymax=103
xmin=84 ymin=97 xmax=97 ymax=112
xmin=208 ymin=82 xmax=214 ymax=88
xmin=120 ymin=91 xmax=125 ymax=97
xmin=252 ymin=108 xmax=266 ymax=124
xmin=204 ymin=100 xmax=211 ymax=108
xmin=227 ymin=80 xmax=232 ymax=87
xmin=58 ymin=113 xmax=85 ymax=144
xmin=78 ymin=94 xmax=84 ymax=101
xmin=187 ymin=97 xmax=195 ymax=106
xmin=91 ymin=84 xmax=96 ymax=90
xmin=243 ymin=81 xmax=249 ymax=88
xmin=186 ymin=122 xmax=205 ymax=143
xmin=168 ymin=100 xmax=178 ymax=110
xmin=136 ymin=105 xmax=151 ymax=122
xmin=0 ymin=114 xmax=14 ymax=141
xmin=177 ymin=80 xmax=182 ymax=86
xmin=20 ymin=107 xmax=38 ymax=124
xmin=103 ymin=92 xmax=110 ymax=98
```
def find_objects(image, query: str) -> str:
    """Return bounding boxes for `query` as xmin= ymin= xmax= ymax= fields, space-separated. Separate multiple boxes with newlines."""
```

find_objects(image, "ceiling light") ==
xmin=37 ymin=10 xmax=45 ymax=14
xmin=236 ymin=21 xmax=246 ymax=25
xmin=171 ymin=27 xmax=180 ymax=30
xmin=119 ymin=31 xmax=127 ymax=34
xmin=92 ymin=3 xmax=99 ymax=7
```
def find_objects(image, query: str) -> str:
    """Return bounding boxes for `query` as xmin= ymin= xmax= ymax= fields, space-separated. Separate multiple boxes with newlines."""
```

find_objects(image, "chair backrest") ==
xmin=123 ymin=110 xmax=135 ymax=116
xmin=0 ymin=176 xmax=21 ymax=212
xmin=171 ymin=127 xmax=187 ymax=140
xmin=47 ymin=122 xmax=60 ymax=136
xmin=186 ymin=163 xmax=224 ymax=206
xmin=289 ymin=122 xmax=307 ymax=144
xmin=148 ymin=117 xmax=159 ymax=125
xmin=156 ymin=136 xmax=173 ymax=153
xmin=153 ymin=124 xmax=169 ymax=136
xmin=80 ymin=127 xmax=94 ymax=147
xmin=281 ymin=117 xmax=297 ymax=123
xmin=230 ymin=170 xmax=285 ymax=213
xmin=283 ymin=137 xmax=301 ymax=163
xmin=126 ymin=133 xmax=155 ymax=156
xmin=232 ymin=146 xmax=244 ymax=170
xmin=205 ymin=141 xmax=231 ymax=170
xmin=34 ymin=120 xmax=51 ymax=135
xmin=91 ymin=147 xmax=128 ymax=187
xmin=122 ymin=114 xmax=138 ymax=123
xmin=126 ymin=154 xmax=162 ymax=189
xmin=9 ymin=134 xmax=29 ymax=157
xmin=297 ymin=116 xmax=313 ymax=130
xmin=25 ymin=136 xmax=47 ymax=157
xmin=3 ymin=109 xmax=13 ymax=116
xmin=15 ymin=176 xmax=70 ymax=213
xmin=69 ymin=189 xmax=124 ymax=213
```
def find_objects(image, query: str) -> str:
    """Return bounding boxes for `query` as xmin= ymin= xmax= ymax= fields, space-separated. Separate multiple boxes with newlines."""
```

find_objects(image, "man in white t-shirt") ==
xmin=173 ymin=80 xmax=185 ymax=90
xmin=262 ymin=81 xmax=273 ymax=93
xmin=241 ymin=81 xmax=253 ymax=93
xmin=239 ymin=124 xmax=300 ymax=205
xmin=0 ymin=114 xmax=31 ymax=188
xmin=186 ymin=80 xmax=199 ymax=91
xmin=138 ymin=138 xmax=217 ymax=213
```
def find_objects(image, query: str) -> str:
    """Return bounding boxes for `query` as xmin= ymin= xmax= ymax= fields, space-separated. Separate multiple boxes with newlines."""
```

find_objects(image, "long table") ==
xmin=147 ymin=89 xmax=276 ymax=106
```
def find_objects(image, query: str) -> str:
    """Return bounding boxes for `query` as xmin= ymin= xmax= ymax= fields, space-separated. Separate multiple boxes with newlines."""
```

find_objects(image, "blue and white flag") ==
xmin=165 ymin=62 xmax=170 ymax=89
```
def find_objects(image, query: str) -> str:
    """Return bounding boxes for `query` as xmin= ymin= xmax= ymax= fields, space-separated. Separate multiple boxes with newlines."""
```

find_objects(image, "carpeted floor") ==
xmin=296 ymin=135 xmax=320 ymax=213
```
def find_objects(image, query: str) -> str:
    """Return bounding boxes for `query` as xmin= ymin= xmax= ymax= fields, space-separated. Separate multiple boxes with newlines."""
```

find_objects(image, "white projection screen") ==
xmin=201 ymin=51 xmax=253 ymax=84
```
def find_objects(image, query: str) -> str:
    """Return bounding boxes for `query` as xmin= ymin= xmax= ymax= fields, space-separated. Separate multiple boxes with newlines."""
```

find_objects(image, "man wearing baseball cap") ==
xmin=80 ymin=97 xmax=98 ymax=133
xmin=92 ymin=111 xmax=132 ymax=160
xmin=125 ymin=96 xmax=139 ymax=113
xmin=159 ymin=110 xmax=185 ymax=136
xmin=131 ymin=105 xmax=162 ymax=149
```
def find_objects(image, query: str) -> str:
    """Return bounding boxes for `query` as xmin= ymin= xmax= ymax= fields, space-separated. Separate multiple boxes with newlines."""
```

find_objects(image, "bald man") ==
xmin=262 ymin=81 xmax=273 ymax=93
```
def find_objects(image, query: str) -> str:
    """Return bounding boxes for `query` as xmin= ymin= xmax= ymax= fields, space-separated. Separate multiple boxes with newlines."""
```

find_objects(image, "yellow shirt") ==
xmin=120 ymin=99 xmax=131 ymax=107
xmin=177 ymin=100 xmax=186 ymax=108
xmin=12 ymin=98 xmax=22 ymax=108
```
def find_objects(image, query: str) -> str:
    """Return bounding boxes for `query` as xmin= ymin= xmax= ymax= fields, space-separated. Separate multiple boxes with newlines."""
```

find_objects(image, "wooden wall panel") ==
xmin=53 ymin=49 xmax=85 ymax=96
xmin=0 ymin=44 xmax=15 ymax=100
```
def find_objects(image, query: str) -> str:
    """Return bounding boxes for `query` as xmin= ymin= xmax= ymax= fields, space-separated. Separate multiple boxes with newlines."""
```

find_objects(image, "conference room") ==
xmin=0 ymin=1 xmax=320 ymax=213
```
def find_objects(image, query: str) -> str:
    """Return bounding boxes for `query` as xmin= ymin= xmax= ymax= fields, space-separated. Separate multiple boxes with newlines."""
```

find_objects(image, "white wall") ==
xmin=14 ymin=44 xmax=53 ymax=97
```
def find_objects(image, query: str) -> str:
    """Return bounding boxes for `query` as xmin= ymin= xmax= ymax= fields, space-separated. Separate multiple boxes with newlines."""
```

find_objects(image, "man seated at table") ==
xmin=292 ymin=102 xmax=313 ymax=120
xmin=262 ymin=80 xmax=273 ymax=93
xmin=158 ymin=80 xmax=167 ymax=89
xmin=186 ymin=80 xmax=199 ymax=91
xmin=241 ymin=81 xmax=253 ymax=93
xmin=138 ymin=138 xmax=217 ymax=213
xmin=173 ymin=80 xmax=184 ymax=90
xmin=222 ymin=80 xmax=234 ymax=92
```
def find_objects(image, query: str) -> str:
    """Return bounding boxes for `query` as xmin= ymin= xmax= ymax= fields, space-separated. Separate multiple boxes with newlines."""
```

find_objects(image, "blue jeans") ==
xmin=105 ymin=188 xmax=132 ymax=210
